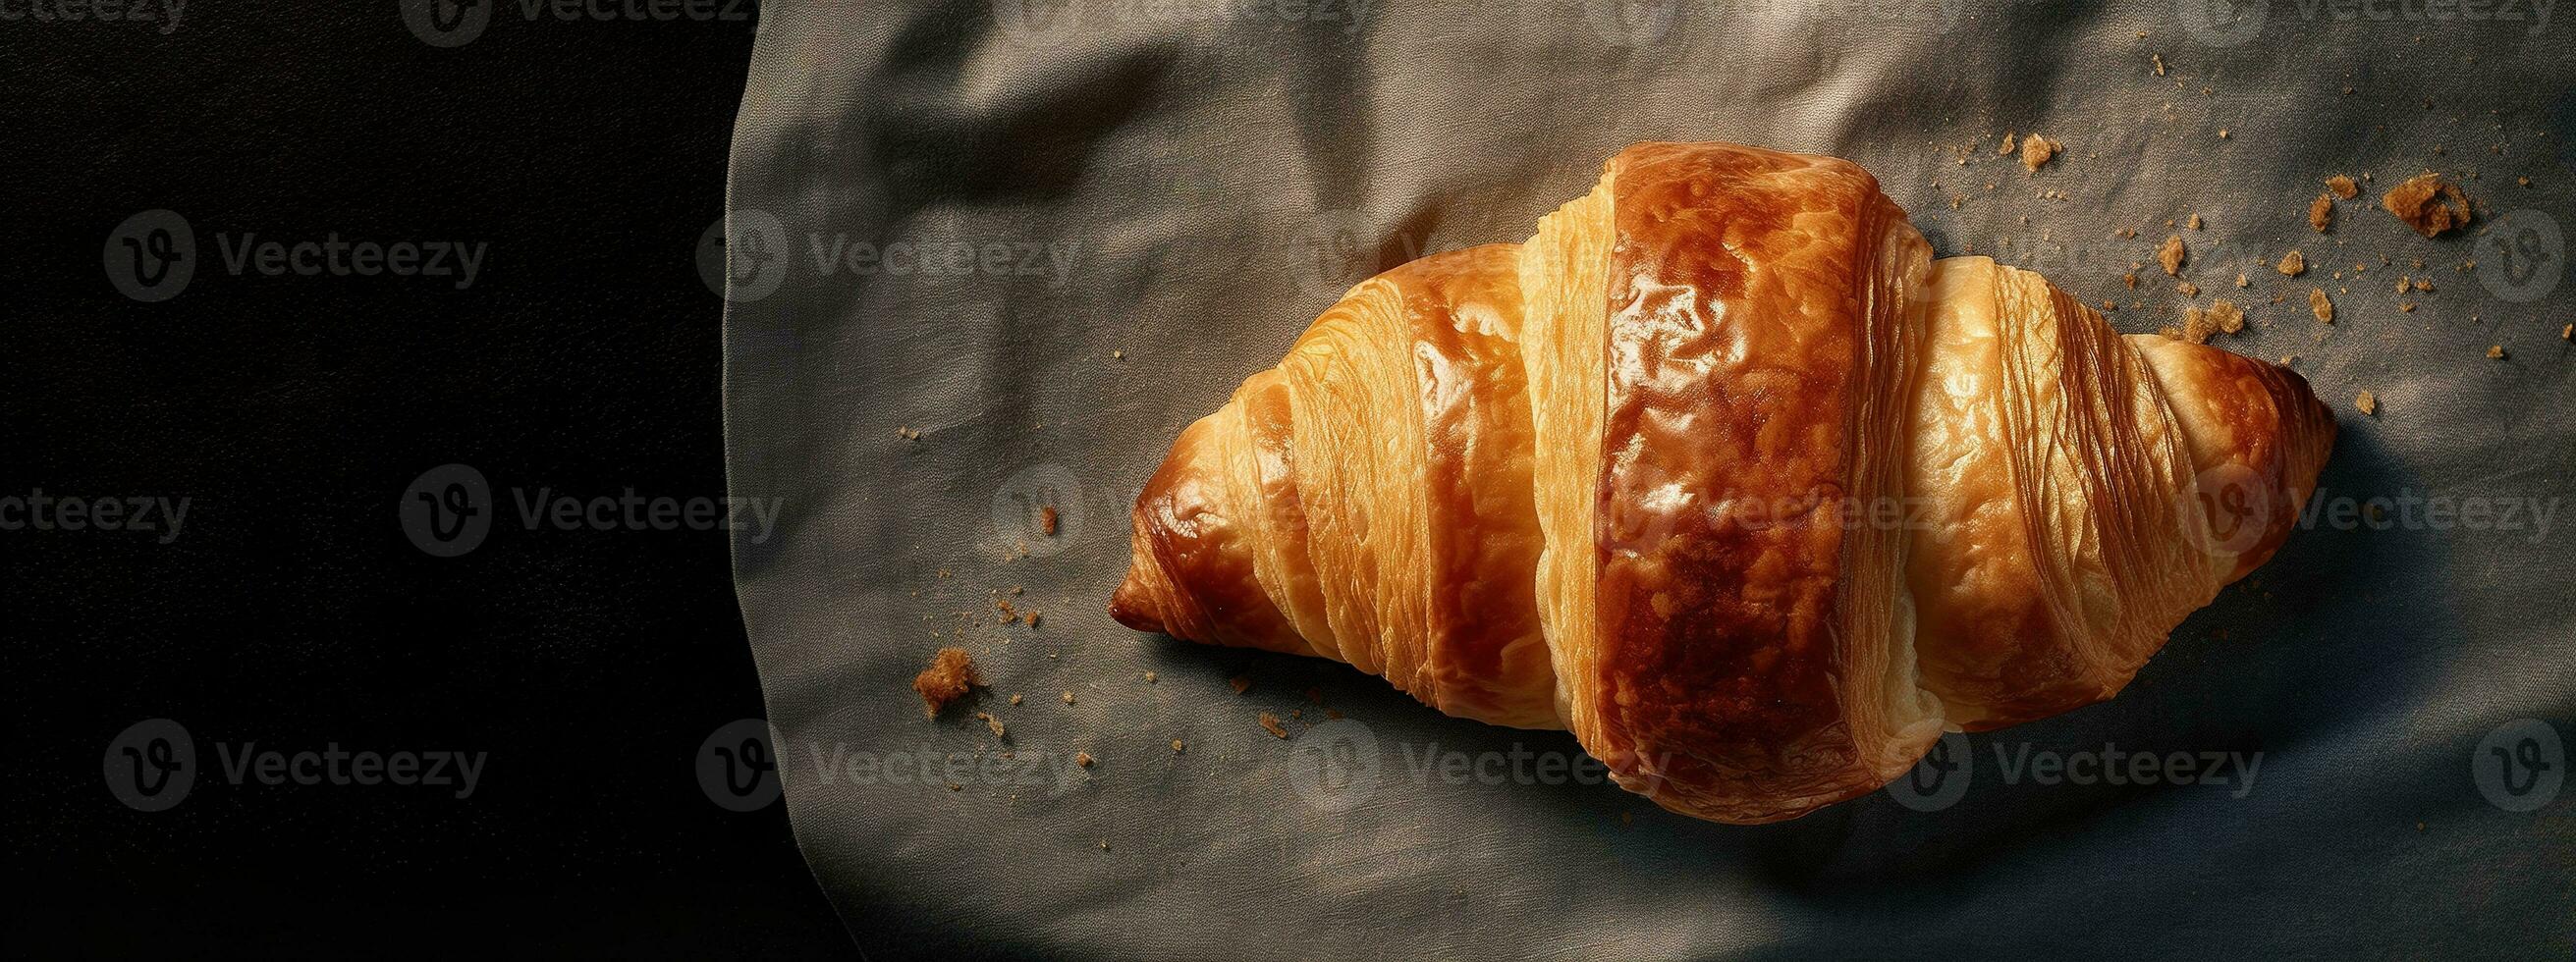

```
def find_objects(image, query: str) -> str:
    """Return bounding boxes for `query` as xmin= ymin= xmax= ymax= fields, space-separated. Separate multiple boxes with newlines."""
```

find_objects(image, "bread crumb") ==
xmin=1011 ymin=693 xmax=1023 ymax=706
xmin=1171 ymin=739 xmax=1185 ymax=753
xmin=1229 ymin=674 xmax=1251 ymax=695
xmin=2020 ymin=134 xmax=2059 ymax=172
xmin=2188 ymin=213 xmax=2204 ymax=230
xmin=2159 ymin=235 xmax=2186 ymax=276
xmin=2309 ymin=191 xmax=2335 ymax=233
xmin=2381 ymin=172 xmax=2472 ymax=237
xmin=2311 ymin=288 xmax=2334 ymax=324
xmin=1039 ymin=505 xmax=1059 ymax=535
xmin=2123 ymin=271 xmax=2141 ymax=289
xmin=2153 ymin=53 xmax=2166 ymax=76
xmin=1061 ymin=690 xmax=1075 ymax=704
xmin=1111 ymin=349 xmax=1125 ymax=359
xmin=1098 ymin=839 xmax=1109 ymax=850
xmin=2563 ymin=323 xmax=2573 ymax=341
xmin=2396 ymin=275 xmax=2412 ymax=295
xmin=2235 ymin=273 xmax=2250 ymax=289
xmin=2327 ymin=174 xmax=2359 ymax=199
xmin=2356 ymin=391 xmax=2379 ymax=415
xmin=2177 ymin=281 xmax=2200 ymax=297
xmin=2277 ymin=250 xmax=2306 ymax=276
xmin=1143 ymin=670 xmax=1157 ymax=683
xmin=1999 ymin=132 xmax=2017 ymax=155
xmin=2279 ymin=354 xmax=2298 ymax=365
xmin=2218 ymin=128 xmax=2231 ymax=139
xmin=2210 ymin=299 xmax=2246 ymax=334
xmin=913 ymin=648 xmax=982 ymax=718
xmin=2399 ymin=301 xmax=2417 ymax=313
xmin=1075 ymin=751 xmax=1094 ymax=768
xmin=1258 ymin=713 xmax=1288 ymax=739
xmin=2412 ymin=278 xmax=2432 ymax=293
xmin=2487 ymin=345 xmax=2506 ymax=359
xmin=975 ymin=712 xmax=1007 ymax=737
xmin=897 ymin=427 xmax=921 ymax=441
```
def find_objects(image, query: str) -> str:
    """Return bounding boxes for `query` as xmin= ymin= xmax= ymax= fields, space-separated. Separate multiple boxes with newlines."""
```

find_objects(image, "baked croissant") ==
xmin=1110 ymin=142 xmax=2335 ymax=824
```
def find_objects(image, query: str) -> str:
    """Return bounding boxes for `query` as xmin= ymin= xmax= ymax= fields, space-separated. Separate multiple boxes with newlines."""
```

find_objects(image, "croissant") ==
xmin=1110 ymin=142 xmax=2335 ymax=824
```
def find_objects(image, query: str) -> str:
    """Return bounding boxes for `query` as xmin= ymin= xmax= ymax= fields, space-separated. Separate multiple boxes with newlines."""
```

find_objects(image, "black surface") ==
xmin=7 ymin=2 xmax=854 ymax=955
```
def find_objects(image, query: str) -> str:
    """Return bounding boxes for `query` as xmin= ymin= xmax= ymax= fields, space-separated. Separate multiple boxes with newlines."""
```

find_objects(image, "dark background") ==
xmin=6 ymin=1 xmax=857 ymax=955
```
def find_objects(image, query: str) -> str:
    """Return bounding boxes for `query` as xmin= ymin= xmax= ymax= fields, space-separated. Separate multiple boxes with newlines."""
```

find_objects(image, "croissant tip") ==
xmin=1108 ymin=574 xmax=1164 ymax=634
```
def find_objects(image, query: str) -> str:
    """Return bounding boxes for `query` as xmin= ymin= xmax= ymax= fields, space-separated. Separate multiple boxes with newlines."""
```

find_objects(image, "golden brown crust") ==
xmin=1110 ymin=244 xmax=1558 ymax=726
xmin=1579 ymin=142 xmax=1939 ymax=823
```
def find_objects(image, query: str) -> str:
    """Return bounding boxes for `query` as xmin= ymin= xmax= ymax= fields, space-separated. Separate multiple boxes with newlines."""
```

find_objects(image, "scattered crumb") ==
xmin=1011 ymin=693 xmax=1023 ymax=706
xmin=912 ymin=647 xmax=981 ymax=718
xmin=2159 ymin=235 xmax=2186 ymax=276
xmin=1143 ymin=670 xmax=1158 ymax=683
xmin=1229 ymin=674 xmax=1251 ymax=695
xmin=897 ymin=426 xmax=921 ymax=441
xmin=1258 ymin=713 xmax=1288 ymax=739
xmin=2327 ymin=174 xmax=2359 ymax=199
xmin=2153 ymin=53 xmax=2166 ymax=76
xmin=2178 ymin=281 xmax=2201 ymax=297
xmin=2210 ymin=299 xmax=2246 ymax=334
xmin=1098 ymin=839 xmax=1109 ymax=850
xmin=2381 ymin=172 xmax=2472 ymax=237
xmin=2280 ymin=354 xmax=2298 ymax=365
xmin=2412 ymin=278 xmax=2433 ymax=293
xmin=1111 ymin=349 xmax=1125 ymax=359
xmin=1999 ymin=132 xmax=2017 ymax=155
xmin=2311 ymin=288 xmax=2334 ymax=324
xmin=2235 ymin=273 xmax=2250 ymax=289
xmin=2488 ymin=345 xmax=2506 ymax=359
xmin=2563 ymin=323 xmax=2573 ymax=341
xmin=2519 ymin=177 xmax=2532 ymax=187
xmin=2218 ymin=128 xmax=2231 ymax=139
xmin=2397 ymin=275 xmax=2413 ymax=295
xmin=2124 ymin=271 xmax=2141 ymax=289
xmin=1039 ymin=506 xmax=1059 ymax=535
xmin=2020 ymin=134 xmax=2059 ymax=172
xmin=975 ymin=712 xmax=1007 ymax=737
xmin=2399 ymin=301 xmax=2417 ymax=313
xmin=1172 ymin=739 xmax=1185 ymax=753
xmin=2356 ymin=391 xmax=2379 ymax=416
xmin=2188 ymin=213 xmax=2204 ymax=230
xmin=2310 ymin=191 xmax=2335 ymax=233
xmin=2277 ymin=250 xmax=2307 ymax=276
xmin=1076 ymin=751 xmax=1095 ymax=768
